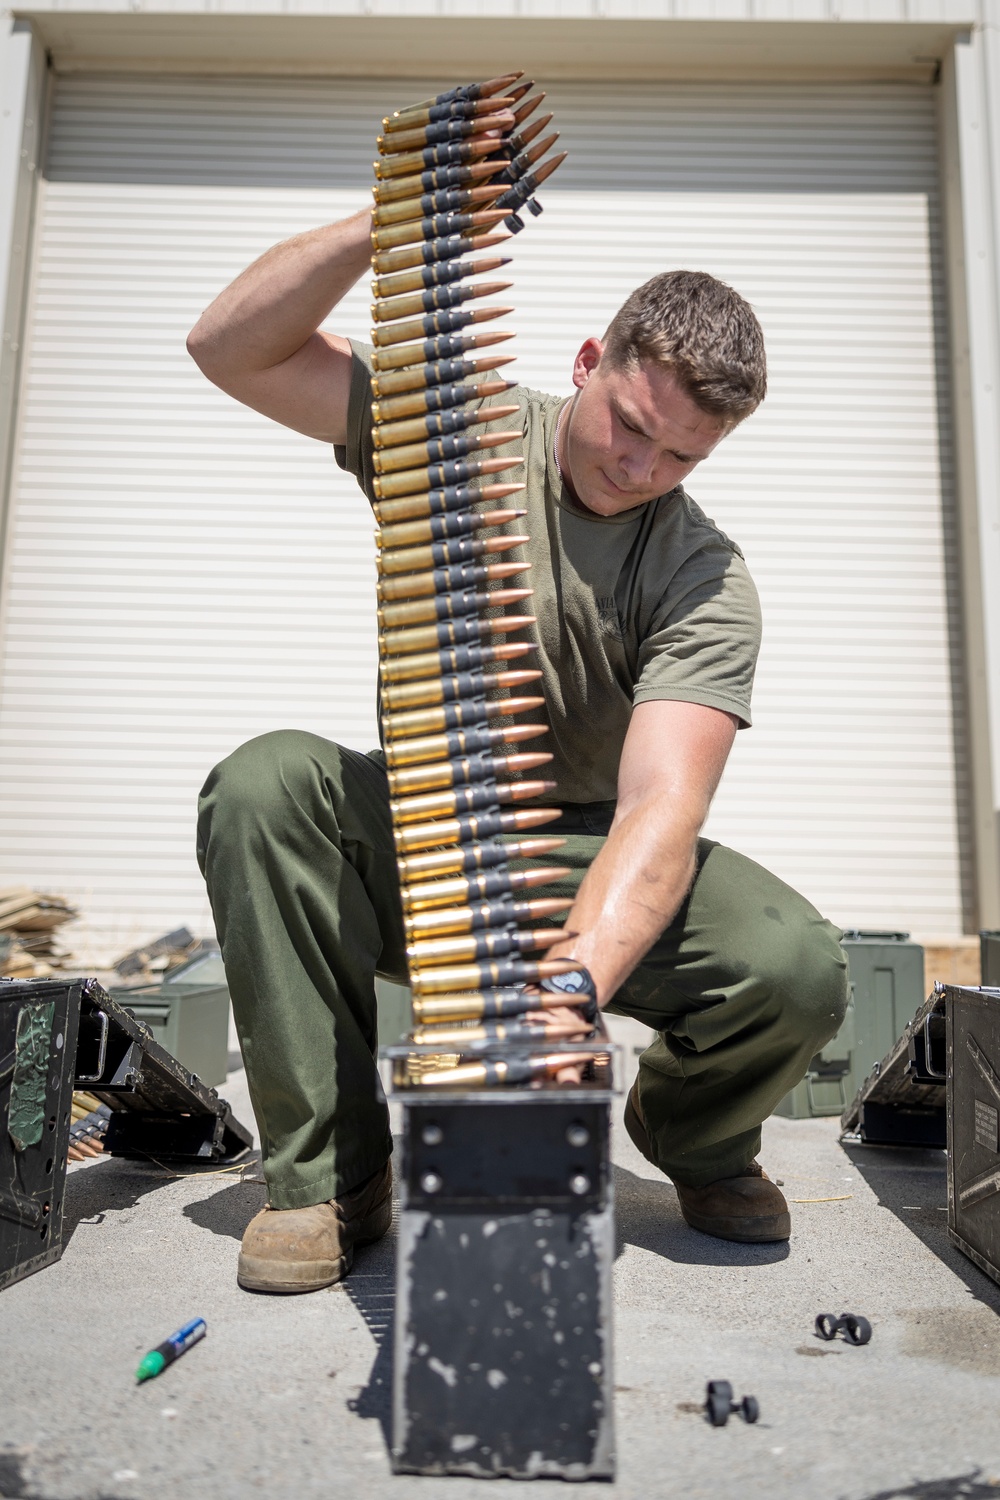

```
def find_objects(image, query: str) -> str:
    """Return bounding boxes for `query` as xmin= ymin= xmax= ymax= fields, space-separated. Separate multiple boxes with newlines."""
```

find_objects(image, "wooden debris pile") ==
xmin=0 ymin=886 xmax=78 ymax=978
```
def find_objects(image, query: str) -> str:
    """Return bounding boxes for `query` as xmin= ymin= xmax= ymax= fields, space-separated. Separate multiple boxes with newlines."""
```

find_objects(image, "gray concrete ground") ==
xmin=2 ymin=1014 xmax=1000 ymax=1500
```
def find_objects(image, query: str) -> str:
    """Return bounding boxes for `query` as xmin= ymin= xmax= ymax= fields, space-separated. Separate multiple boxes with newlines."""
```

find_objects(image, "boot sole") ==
xmin=676 ymin=1203 xmax=791 ymax=1244
xmin=237 ymin=1186 xmax=394 ymax=1294
xmin=237 ymin=1251 xmax=350 ymax=1294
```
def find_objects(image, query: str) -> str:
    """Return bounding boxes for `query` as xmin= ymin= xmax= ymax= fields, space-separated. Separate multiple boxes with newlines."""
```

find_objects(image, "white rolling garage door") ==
xmin=0 ymin=73 xmax=966 ymax=960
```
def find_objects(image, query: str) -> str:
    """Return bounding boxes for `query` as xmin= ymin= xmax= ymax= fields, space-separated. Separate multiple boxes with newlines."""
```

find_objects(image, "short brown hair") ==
xmin=602 ymin=270 xmax=767 ymax=425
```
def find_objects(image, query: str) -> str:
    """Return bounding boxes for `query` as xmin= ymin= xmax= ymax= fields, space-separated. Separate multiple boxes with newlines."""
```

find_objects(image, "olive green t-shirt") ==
xmin=336 ymin=340 xmax=761 ymax=805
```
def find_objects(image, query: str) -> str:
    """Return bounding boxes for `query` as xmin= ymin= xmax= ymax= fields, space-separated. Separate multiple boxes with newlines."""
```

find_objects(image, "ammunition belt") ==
xmin=373 ymin=76 xmax=596 ymax=1089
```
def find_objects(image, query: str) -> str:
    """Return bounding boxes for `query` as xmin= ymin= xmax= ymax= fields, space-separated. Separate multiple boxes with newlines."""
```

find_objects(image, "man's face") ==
xmin=556 ymin=338 xmax=730 ymax=518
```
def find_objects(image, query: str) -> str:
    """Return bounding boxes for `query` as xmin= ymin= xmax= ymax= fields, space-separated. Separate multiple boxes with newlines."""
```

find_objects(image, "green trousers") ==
xmin=196 ymin=729 xmax=848 ymax=1211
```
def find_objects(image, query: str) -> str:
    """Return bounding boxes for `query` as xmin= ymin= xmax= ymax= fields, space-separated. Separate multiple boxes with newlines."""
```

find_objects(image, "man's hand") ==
xmin=546 ymin=698 xmax=738 ymax=1007
xmin=186 ymin=208 xmax=373 ymax=444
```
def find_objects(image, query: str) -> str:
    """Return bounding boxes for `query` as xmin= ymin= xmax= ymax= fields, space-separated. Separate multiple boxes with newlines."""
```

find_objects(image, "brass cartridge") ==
xmin=376 ymin=531 xmax=526 ymax=575
xmin=373 ymin=455 xmax=523 ymax=503
xmin=392 ymin=804 xmax=558 ymax=855
xmin=396 ymin=833 xmax=565 ymax=882
xmin=390 ymin=776 xmax=552 ymax=825
xmin=375 ymin=558 xmax=527 ymax=603
xmin=379 ymin=639 xmax=534 ymax=685
xmin=399 ymin=862 xmax=569 ymax=913
xmin=406 ymin=925 xmax=567 ymax=967
xmin=383 ymin=717 xmax=545 ymax=766
xmin=372 ymin=430 xmax=520 ymax=478
xmin=376 ymin=505 xmax=525 ymax=549
xmin=376 ymin=586 xmax=532 ymax=632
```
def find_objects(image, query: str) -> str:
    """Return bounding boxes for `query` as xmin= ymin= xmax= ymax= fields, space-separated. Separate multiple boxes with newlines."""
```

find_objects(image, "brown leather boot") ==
xmin=237 ymin=1161 xmax=393 ymax=1293
xmin=624 ymin=1082 xmax=790 ymax=1244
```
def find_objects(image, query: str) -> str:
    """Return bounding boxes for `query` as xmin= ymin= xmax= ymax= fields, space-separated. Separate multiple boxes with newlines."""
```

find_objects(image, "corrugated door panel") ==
xmin=0 ymin=75 xmax=965 ymax=959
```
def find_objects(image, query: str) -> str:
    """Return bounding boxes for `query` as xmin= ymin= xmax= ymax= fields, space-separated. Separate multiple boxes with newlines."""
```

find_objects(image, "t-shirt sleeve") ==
xmin=632 ymin=541 xmax=761 ymax=729
xmin=333 ymin=338 xmax=380 ymax=508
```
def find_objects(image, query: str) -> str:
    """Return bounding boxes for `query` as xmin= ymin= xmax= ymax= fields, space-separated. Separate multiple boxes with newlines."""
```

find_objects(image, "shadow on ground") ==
xmin=858 ymin=1471 xmax=1000 ymax=1499
xmin=61 ymin=1157 xmax=178 ymax=1244
xmin=842 ymin=1141 xmax=1000 ymax=1314
xmin=613 ymin=1163 xmax=790 ymax=1265
xmin=0 ymin=1445 xmax=127 ymax=1500
xmin=183 ymin=1166 xmax=266 ymax=1240
xmin=343 ymin=1220 xmax=397 ymax=1449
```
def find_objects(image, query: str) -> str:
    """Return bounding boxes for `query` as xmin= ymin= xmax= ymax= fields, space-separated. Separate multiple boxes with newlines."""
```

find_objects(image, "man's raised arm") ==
xmin=186 ymin=206 xmax=372 ymax=444
xmin=549 ymin=698 xmax=738 ymax=1007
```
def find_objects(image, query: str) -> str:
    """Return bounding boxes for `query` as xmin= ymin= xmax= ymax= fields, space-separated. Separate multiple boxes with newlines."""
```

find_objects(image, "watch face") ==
xmin=546 ymin=968 xmax=592 ymax=995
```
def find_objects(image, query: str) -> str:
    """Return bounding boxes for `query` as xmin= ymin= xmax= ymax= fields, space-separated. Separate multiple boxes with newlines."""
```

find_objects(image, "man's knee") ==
xmin=758 ymin=916 xmax=849 ymax=1052
xmin=198 ymin=730 xmax=332 ymax=851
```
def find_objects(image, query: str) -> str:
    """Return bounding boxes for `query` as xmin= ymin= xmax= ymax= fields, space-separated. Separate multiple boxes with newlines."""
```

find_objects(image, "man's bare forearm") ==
xmin=548 ymin=798 xmax=699 ymax=1007
xmin=545 ymin=700 xmax=737 ymax=1008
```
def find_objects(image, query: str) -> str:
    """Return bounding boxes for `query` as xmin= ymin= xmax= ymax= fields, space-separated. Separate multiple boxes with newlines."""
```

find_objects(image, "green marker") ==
xmin=136 ymin=1317 xmax=206 ymax=1382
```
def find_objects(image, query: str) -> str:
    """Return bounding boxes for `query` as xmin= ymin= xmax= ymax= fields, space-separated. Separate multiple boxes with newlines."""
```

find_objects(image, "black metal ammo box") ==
xmin=386 ymin=1031 xmax=617 ymax=1480
xmin=947 ymin=984 xmax=1000 ymax=1288
xmin=1 ymin=976 xmax=251 ymax=1292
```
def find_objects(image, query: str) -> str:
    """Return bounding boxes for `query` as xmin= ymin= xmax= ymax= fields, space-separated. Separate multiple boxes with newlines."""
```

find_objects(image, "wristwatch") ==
xmin=539 ymin=965 xmax=598 ymax=1020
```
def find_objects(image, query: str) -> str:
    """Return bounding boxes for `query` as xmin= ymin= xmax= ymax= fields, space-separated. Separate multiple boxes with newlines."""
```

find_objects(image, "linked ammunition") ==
xmin=371 ymin=186 xmax=503 ymax=231
xmin=381 ymin=692 xmax=543 ymax=739
xmin=373 ymin=479 xmax=526 ymax=525
xmin=371 ymin=302 xmax=511 ymax=350
xmin=502 ymin=112 xmax=554 ymax=158
xmin=383 ymin=717 xmax=545 ymax=766
xmin=404 ymin=895 xmax=570 ymax=940
xmin=372 ymin=166 xmax=508 ymax=212
xmin=373 ymin=137 xmax=505 ymax=183
xmin=377 ymin=112 xmax=514 ymax=158
xmin=379 ymin=639 xmax=534 ymax=685
xmin=370 ymin=354 xmax=515 ymax=399
xmin=371 ymin=402 xmax=519 ymax=449
xmin=509 ymin=90 xmax=545 ymax=128
xmin=409 ymin=956 xmax=579 ymax=998
xmin=409 ymin=1018 xmax=589 ymax=1046
xmin=376 ymin=505 xmax=526 ymax=548
xmin=371 ymin=329 xmax=514 ymax=374
xmin=382 ymin=666 xmax=541 ymax=712
xmin=410 ymin=1020 xmax=548 ymax=1045
xmin=370 ymin=210 xmax=509 ymax=255
xmin=370 ymin=276 xmax=509 ymax=323
xmin=411 ymin=986 xmax=591 ymax=1024
xmin=373 ymin=430 xmax=520 ymax=477
xmin=498 ymin=132 xmax=560 ymax=186
xmin=505 ymin=78 xmax=535 ymax=106
xmin=375 ymin=558 xmax=527 ymax=602
xmin=372 ymin=230 xmax=510 ymax=277
xmin=406 ymin=925 xmax=568 ymax=967
xmin=400 ymin=863 xmax=568 ymax=913
xmin=373 ymin=455 xmax=523 ymax=503
xmin=388 ymin=747 xmax=549 ymax=796
xmin=376 ymin=586 xmax=533 ymax=631
xmin=412 ymin=1050 xmax=594 ymax=1087
xmin=382 ymin=95 xmax=518 ymax=135
xmin=396 ymin=833 xmax=566 ymax=881
xmin=392 ymin=804 xmax=558 ymax=855
xmin=391 ymin=776 xmax=553 ymax=825
xmin=494 ymin=154 xmax=567 ymax=213
xmin=377 ymin=530 xmax=526 ymax=575
xmin=371 ymin=252 xmax=510 ymax=299
xmin=378 ymin=611 xmax=536 ymax=659
xmin=387 ymin=73 xmax=522 ymax=121
xmin=370 ymin=375 xmax=516 ymax=421
xmin=374 ymin=457 xmax=523 ymax=504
